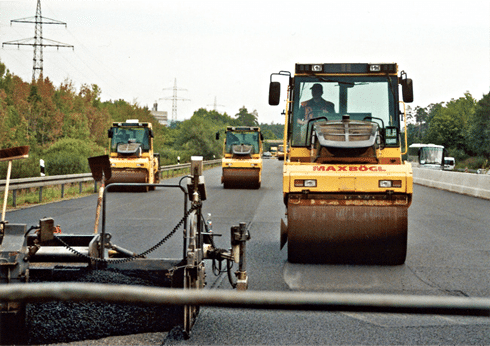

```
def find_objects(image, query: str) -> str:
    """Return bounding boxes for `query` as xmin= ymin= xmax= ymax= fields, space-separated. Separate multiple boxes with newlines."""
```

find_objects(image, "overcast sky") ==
xmin=1 ymin=0 xmax=489 ymax=124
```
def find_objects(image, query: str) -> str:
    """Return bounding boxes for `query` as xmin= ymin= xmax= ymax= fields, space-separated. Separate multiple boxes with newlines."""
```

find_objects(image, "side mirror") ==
xmin=401 ymin=78 xmax=414 ymax=103
xmin=215 ymin=132 xmax=220 ymax=140
xmin=149 ymin=129 xmax=154 ymax=138
xmin=260 ymin=133 xmax=264 ymax=141
xmin=108 ymin=128 xmax=113 ymax=138
xmin=269 ymin=82 xmax=281 ymax=106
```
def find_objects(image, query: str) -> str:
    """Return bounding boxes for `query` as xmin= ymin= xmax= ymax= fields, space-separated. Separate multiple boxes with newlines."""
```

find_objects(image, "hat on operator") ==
xmin=311 ymin=84 xmax=323 ymax=93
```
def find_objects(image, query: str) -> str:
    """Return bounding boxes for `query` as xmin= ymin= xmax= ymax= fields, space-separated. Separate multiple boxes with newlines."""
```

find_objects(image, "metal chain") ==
xmin=54 ymin=202 xmax=202 ymax=264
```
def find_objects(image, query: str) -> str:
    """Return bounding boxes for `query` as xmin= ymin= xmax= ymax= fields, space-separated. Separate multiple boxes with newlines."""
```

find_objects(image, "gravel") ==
xmin=26 ymin=269 xmax=182 ymax=345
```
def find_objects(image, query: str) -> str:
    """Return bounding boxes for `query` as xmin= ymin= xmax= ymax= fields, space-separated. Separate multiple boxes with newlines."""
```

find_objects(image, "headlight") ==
xmin=379 ymin=180 xmax=402 ymax=188
xmin=294 ymin=179 xmax=317 ymax=187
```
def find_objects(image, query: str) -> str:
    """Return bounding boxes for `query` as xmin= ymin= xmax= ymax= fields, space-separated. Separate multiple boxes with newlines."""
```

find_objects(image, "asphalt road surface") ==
xmin=5 ymin=159 xmax=490 ymax=345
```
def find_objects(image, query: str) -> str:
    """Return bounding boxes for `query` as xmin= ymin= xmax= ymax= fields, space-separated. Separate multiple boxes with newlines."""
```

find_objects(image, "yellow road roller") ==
xmin=106 ymin=119 xmax=160 ymax=191
xmin=218 ymin=126 xmax=263 ymax=189
xmin=269 ymin=63 xmax=414 ymax=264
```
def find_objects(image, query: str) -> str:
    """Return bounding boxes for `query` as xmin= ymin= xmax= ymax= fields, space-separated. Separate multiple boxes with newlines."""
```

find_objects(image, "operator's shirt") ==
xmin=300 ymin=98 xmax=335 ymax=120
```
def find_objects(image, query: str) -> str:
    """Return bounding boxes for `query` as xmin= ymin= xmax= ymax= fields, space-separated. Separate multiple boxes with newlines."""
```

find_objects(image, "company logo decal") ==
xmin=313 ymin=165 xmax=386 ymax=172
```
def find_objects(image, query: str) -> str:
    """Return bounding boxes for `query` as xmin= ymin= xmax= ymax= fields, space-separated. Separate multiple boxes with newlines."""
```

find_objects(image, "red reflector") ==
xmin=393 ymin=180 xmax=402 ymax=188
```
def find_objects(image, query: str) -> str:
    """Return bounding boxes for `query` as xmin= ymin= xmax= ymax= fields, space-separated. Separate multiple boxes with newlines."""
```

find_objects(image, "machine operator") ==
xmin=297 ymin=83 xmax=335 ymax=125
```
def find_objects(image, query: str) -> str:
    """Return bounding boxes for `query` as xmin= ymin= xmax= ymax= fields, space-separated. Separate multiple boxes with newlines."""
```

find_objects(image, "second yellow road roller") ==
xmin=217 ymin=126 xmax=263 ymax=189
xmin=106 ymin=119 xmax=160 ymax=191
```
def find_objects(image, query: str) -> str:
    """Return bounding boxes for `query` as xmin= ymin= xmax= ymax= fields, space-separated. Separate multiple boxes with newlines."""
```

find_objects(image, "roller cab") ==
xmin=106 ymin=120 xmax=160 ymax=191
xmin=218 ymin=126 xmax=263 ymax=189
xmin=270 ymin=63 xmax=414 ymax=264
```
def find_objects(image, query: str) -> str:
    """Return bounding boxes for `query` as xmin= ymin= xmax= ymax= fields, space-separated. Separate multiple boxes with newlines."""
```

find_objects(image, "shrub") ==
xmin=42 ymin=138 xmax=105 ymax=175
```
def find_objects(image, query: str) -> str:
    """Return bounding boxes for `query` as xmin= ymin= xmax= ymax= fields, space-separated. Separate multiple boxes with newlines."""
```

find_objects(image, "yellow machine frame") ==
xmin=270 ymin=63 xmax=414 ymax=264
xmin=220 ymin=126 xmax=263 ymax=189
xmin=107 ymin=120 xmax=160 ymax=189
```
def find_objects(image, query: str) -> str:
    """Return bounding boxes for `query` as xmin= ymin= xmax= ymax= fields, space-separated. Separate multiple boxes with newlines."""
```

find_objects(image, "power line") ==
xmin=2 ymin=0 xmax=74 ymax=81
xmin=160 ymin=78 xmax=190 ymax=123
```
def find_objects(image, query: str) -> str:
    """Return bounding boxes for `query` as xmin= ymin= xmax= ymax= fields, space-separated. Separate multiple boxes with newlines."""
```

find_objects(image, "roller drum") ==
xmin=222 ymin=168 xmax=260 ymax=189
xmin=287 ymin=201 xmax=408 ymax=265
xmin=105 ymin=169 xmax=149 ymax=192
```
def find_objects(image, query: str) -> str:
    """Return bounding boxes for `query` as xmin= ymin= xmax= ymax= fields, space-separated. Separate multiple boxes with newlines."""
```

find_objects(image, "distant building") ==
xmin=150 ymin=103 xmax=168 ymax=126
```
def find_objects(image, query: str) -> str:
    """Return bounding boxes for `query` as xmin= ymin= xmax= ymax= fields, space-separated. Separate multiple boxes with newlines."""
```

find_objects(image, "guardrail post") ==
xmin=79 ymin=182 xmax=82 ymax=194
xmin=39 ymin=186 xmax=43 ymax=203
xmin=94 ymin=181 xmax=98 ymax=193
xmin=12 ymin=190 xmax=16 ymax=208
xmin=61 ymin=184 xmax=65 ymax=198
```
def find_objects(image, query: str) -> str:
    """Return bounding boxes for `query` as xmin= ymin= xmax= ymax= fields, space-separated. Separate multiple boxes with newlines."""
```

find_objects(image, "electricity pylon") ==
xmin=2 ymin=0 xmax=74 ymax=81
xmin=207 ymin=96 xmax=225 ymax=111
xmin=160 ymin=78 xmax=190 ymax=123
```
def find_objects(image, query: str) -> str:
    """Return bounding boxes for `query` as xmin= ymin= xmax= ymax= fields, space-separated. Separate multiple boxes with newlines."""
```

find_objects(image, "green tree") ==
xmin=467 ymin=92 xmax=490 ymax=158
xmin=174 ymin=115 xmax=221 ymax=161
xmin=42 ymin=138 xmax=105 ymax=175
xmin=235 ymin=106 xmax=258 ymax=126
xmin=407 ymin=106 xmax=429 ymax=143
xmin=424 ymin=93 xmax=476 ymax=151
xmin=259 ymin=122 xmax=284 ymax=139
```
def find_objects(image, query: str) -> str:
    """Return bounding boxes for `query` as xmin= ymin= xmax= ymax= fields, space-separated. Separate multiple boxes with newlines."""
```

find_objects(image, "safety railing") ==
xmin=413 ymin=166 xmax=490 ymax=200
xmin=0 ymin=159 xmax=222 ymax=207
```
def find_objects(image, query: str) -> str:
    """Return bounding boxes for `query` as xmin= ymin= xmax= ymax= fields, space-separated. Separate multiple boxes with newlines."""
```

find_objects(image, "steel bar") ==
xmin=1 ymin=160 xmax=12 ymax=222
xmin=0 ymin=283 xmax=489 ymax=317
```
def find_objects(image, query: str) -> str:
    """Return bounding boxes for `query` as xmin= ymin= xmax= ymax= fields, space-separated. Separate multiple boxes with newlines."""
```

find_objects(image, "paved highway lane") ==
xmin=5 ymin=159 xmax=490 ymax=345
xmin=169 ymin=160 xmax=490 ymax=345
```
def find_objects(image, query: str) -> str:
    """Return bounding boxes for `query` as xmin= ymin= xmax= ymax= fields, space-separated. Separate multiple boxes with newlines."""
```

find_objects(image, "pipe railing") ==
xmin=0 ymin=159 xmax=222 ymax=207
xmin=1 ymin=283 xmax=489 ymax=317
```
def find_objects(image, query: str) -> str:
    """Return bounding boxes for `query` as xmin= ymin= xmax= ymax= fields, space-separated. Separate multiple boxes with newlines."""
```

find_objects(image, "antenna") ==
xmin=207 ymin=96 xmax=225 ymax=111
xmin=2 ymin=0 xmax=74 ymax=81
xmin=160 ymin=78 xmax=190 ymax=123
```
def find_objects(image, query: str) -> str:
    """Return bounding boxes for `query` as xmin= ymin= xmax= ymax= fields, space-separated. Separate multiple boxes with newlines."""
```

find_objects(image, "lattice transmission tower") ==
xmin=160 ymin=78 xmax=190 ymax=123
xmin=207 ymin=96 xmax=225 ymax=111
xmin=2 ymin=0 xmax=74 ymax=81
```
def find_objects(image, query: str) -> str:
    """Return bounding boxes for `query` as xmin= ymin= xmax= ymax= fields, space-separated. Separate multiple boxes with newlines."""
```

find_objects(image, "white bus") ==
xmin=408 ymin=143 xmax=446 ymax=170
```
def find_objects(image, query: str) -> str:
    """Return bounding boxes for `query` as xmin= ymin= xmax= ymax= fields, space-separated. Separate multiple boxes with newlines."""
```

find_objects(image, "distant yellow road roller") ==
xmin=217 ymin=126 xmax=263 ymax=189
xmin=269 ymin=63 xmax=414 ymax=265
xmin=106 ymin=119 xmax=160 ymax=191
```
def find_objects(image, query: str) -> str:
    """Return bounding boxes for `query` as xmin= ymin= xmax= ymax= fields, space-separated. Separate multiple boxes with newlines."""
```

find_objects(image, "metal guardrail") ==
xmin=159 ymin=159 xmax=221 ymax=179
xmin=0 ymin=159 xmax=222 ymax=207
xmin=1 ymin=282 xmax=489 ymax=317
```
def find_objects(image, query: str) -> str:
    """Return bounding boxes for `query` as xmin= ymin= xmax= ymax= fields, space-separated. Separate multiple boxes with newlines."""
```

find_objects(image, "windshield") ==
xmin=225 ymin=131 xmax=260 ymax=154
xmin=110 ymin=127 xmax=150 ymax=152
xmin=290 ymin=76 xmax=398 ymax=146
xmin=420 ymin=147 xmax=444 ymax=165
